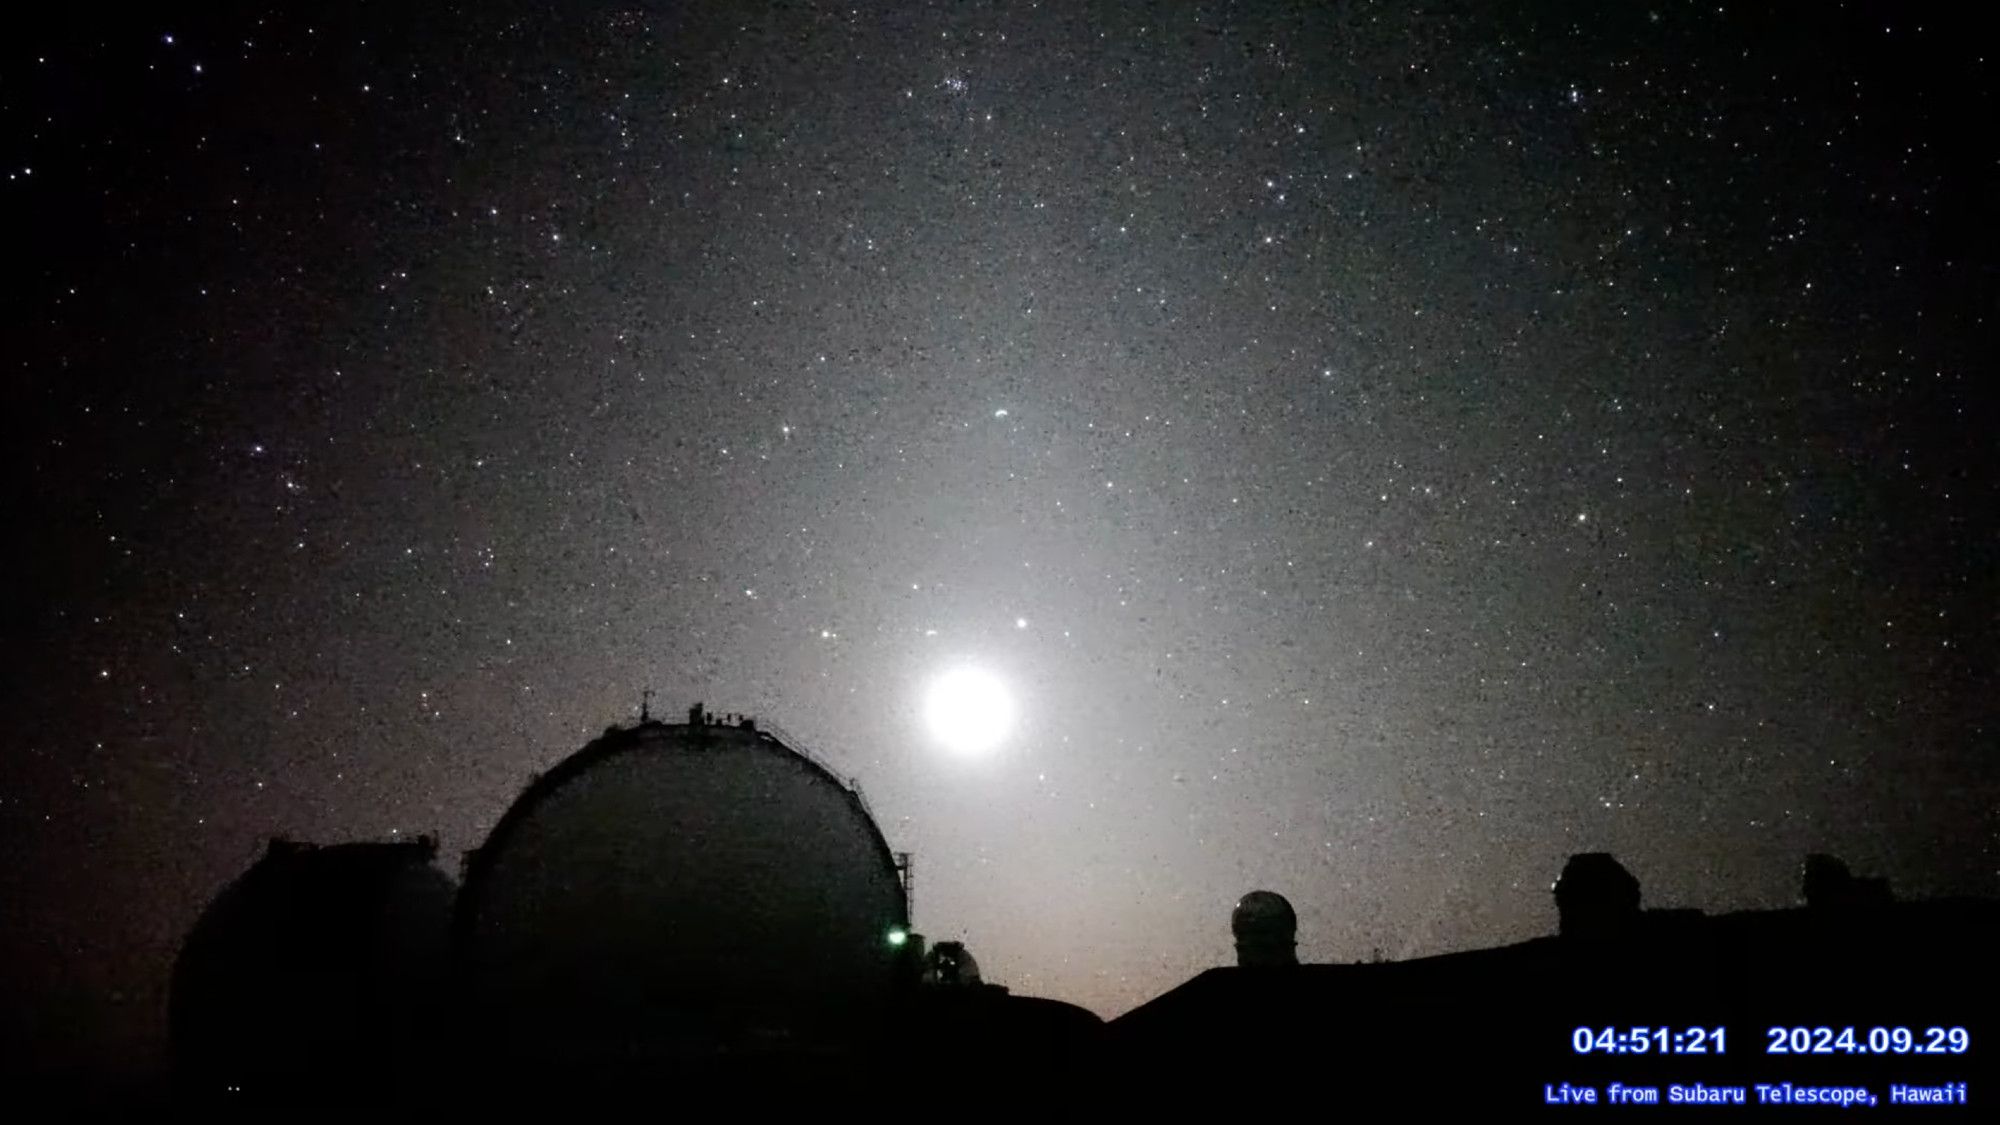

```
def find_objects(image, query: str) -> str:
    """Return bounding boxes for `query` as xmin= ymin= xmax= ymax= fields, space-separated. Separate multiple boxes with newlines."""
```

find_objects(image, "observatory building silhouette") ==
xmin=169 ymin=701 xmax=1099 ymax=1103
xmin=1231 ymin=889 xmax=1299 ymax=967
xmin=165 ymin=699 xmax=1993 ymax=1108
xmin=1552 ymin=851 xmax=1643 ymax=938
xmin=1108 ymin=853 xmax=1998 ymax=1108
xmin=453 ymin=704 xmax=913 ymax=1076
xmin=168 ymin=836 xmax=453 ymax=1100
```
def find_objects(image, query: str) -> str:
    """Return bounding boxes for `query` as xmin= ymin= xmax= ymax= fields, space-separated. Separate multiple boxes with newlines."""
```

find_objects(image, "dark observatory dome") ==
xmin=453 ymin=707 xmax=910 ymax=1068
xmin=169 ymin=837 xmax=454 ymax=1099
xmin=1231 ymin=890 xmax=1298 ymax=937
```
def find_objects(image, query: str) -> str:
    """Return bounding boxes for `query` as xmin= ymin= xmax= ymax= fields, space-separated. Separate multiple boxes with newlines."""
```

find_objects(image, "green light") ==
xmin=887 ymin=927 xmax=908 ymax=948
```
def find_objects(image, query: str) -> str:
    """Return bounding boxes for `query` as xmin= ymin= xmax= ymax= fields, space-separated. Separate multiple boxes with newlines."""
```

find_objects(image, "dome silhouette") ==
xmin=1230 ymin=890 xmax=1299 ymax=967
xmin=453 ymin=707 xmax=910 ymax=1066
xmin=1553 ymin=852 xmax=1642 ymax=938
xmin=923 ymin=940 xmax=983 ymax=986
xmin=169 ymin=837 xmax=453 ymax=1098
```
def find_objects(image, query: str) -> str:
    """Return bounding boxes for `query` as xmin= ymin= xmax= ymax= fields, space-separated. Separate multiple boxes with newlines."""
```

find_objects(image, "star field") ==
xmin=2 ymin=1 xmax=1992 ymax=1077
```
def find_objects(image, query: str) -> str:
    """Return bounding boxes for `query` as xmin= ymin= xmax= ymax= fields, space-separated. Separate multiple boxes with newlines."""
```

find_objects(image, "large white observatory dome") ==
xmin=453 ymin=707 xmax=910 ymax=1064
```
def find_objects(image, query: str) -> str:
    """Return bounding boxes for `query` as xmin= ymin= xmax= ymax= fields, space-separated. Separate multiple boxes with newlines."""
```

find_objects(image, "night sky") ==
xmin=4 ymin=1 xmax=1993 ymax=1075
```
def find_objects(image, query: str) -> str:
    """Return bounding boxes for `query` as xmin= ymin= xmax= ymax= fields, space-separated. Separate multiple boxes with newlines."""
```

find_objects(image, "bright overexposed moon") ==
xmin=923 ymin=667 xmax=1015 ymax=756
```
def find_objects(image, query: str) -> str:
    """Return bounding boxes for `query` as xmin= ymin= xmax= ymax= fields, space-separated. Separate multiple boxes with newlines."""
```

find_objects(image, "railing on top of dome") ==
xmin=742 ymin=716 xmax=882 ymax=824
xmin=677 ymin=705 xmax=879 ymax=825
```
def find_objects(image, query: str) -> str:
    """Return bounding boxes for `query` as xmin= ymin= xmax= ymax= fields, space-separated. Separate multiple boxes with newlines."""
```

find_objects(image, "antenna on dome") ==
xmin=640 ymin=688 xmax=653 ymax=722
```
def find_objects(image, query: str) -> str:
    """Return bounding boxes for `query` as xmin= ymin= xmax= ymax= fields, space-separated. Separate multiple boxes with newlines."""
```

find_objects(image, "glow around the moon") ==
xmin=923 ymin=666 xmax=1015 ymax=756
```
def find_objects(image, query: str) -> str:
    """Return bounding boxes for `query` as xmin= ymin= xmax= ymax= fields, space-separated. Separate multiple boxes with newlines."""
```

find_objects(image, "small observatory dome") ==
xmin=923 ymin=940 xmax=984 ymax=987
xmin=454 ymin=706 xmax=910 ymax=1066
xmin=1553 ymin=852 xmax=1642 ymax=938
xmin=1231 ymin=890 xmax=1299 ymax=968
xmin=169 ymin=836 xmax=454 ymax=1099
